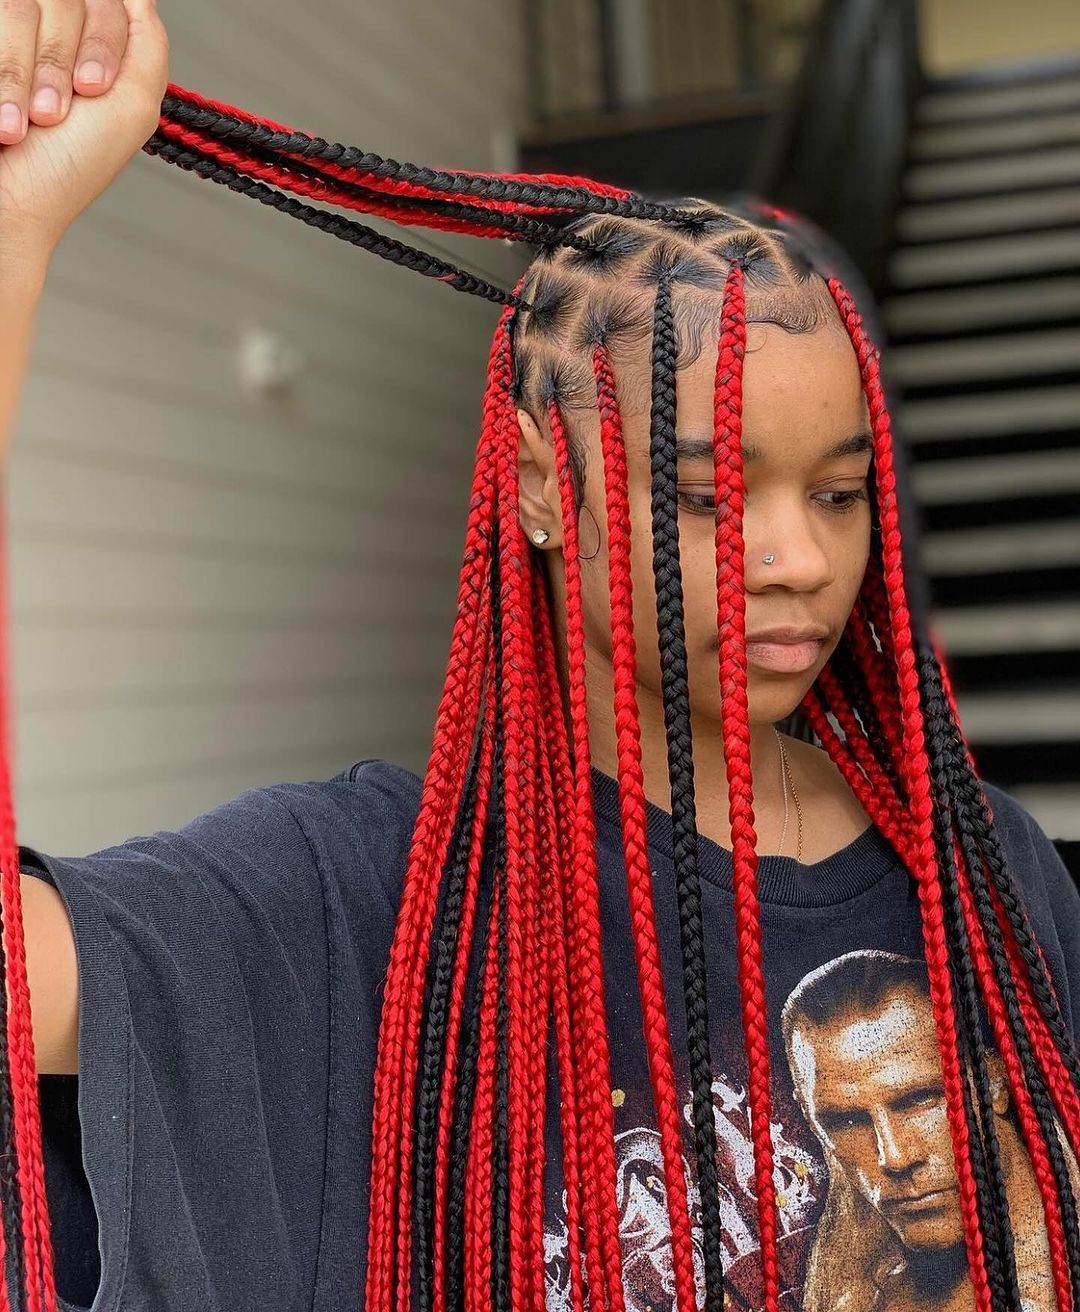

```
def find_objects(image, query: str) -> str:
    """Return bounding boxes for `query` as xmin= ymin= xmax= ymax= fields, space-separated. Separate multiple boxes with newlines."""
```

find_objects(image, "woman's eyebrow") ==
xmin=674 ymin=433 xmax=873 ymax=463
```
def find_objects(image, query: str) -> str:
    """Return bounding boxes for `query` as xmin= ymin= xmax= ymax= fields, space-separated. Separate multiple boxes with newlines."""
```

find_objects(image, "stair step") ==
xmin=900 ymin=384 xmax=1080 ymax=444
xmin=1004 ymin=784 xmax=1080 ymax=841
xmin=888 ymin=229 xmax=1080 ymax=289
xmin=935 ymin=600 xmax=1080 ymax=650
xmin=904 ymin=146 xmax=1080 ymax=200
xmin=922 ymin=491 xmax=1080 ymax=532
xmin=913 ymin=448 xmax=1080 ymax=504
xmin=936 ymin=600 xmax=1080 ymax=686
xmin=910 ymin=111 xmax=1080 ymax=161
xmin=930 ymin=563 xmax=1078 ymax=606
xmin=974 ymin=736 xmax=1080 ymax=794
xmin=946 ymin=646 xmax=1080 ymax=692
xmin=916 ymin=78 xmax=1080 ymax=126
xmin=925 ymin=520 xmax=1080 ymax=574
xmin=883 ymin=277 xmax=1080 ymax=339
xmin=957 ymin=687 xmax=1080 ymax=742
xmin=890 ymin=330 xmax=1080 ymax=388
xmin=896 ymin=189 xmax=1080 ymax=242
xmin=913 ymin=448 xmax=1080 ymax=524
xmin=968 ymin=739 xmax=1080 ymax=789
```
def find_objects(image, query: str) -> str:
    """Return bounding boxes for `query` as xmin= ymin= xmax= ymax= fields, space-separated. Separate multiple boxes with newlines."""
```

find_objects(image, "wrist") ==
xmin=0 ymin=230 xmax=56 ymax=290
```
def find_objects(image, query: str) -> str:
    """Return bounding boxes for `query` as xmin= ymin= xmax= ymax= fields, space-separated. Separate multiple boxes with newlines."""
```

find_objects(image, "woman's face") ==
xmin=536 ymin=321 xmax=874 ymax=728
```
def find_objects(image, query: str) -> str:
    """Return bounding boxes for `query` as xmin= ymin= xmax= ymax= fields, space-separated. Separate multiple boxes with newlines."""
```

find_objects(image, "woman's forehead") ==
xmin=606 ymin=325 xmax=869 ymax=464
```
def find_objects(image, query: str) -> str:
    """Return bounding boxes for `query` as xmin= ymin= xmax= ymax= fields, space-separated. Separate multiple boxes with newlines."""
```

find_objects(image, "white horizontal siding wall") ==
xmin=9 ymin=0 xmax=527 ymax=852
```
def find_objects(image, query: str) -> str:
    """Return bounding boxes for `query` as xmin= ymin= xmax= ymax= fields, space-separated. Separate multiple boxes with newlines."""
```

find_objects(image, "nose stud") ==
xmin=762 ymin=553 xmax=776 ymax=565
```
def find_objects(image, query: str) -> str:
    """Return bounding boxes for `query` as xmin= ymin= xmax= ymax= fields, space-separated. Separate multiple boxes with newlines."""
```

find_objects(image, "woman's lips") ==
xmin=744 ymin=639 xmax=824 ymax=673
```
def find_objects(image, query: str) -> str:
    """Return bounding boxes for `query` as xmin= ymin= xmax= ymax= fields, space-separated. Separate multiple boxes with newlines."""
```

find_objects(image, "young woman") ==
xmin=3 ymin=3 xmax=1079 ymax=1312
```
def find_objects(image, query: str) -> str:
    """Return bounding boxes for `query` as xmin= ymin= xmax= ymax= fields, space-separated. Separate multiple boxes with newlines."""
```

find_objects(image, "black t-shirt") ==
xmin=24 ymin=759 xmax=1080 ymax=1312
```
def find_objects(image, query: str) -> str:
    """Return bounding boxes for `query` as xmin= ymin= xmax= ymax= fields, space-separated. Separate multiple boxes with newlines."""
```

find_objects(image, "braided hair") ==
xmin=2 ymin=84 xmax=1078 ymax=1312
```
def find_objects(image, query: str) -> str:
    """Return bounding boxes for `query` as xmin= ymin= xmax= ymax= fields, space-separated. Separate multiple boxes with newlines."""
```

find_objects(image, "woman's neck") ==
xmin=579 ymin=652 xmax=796 ymax=855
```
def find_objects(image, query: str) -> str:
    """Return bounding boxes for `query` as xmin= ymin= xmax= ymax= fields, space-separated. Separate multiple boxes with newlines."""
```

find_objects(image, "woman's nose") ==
xmin=747 ymin=512 xmax=835 ymax=592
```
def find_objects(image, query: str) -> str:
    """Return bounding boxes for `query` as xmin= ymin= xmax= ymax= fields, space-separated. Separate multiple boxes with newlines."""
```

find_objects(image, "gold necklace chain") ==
xmin=773 ymin=728 xmax=804 ymax=862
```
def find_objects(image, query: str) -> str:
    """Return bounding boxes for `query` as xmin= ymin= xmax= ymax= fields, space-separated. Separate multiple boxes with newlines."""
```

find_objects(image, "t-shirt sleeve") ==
xmin=982 ymin=782 xmax=1080 ymax=1045
xmin=23 ymin=780 xmax=334 ymax=1312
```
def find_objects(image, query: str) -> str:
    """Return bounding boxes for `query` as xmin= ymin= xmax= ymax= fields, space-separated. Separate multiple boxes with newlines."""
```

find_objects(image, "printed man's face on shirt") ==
xmin=789 ymin=985 xmax=962 ymax=1252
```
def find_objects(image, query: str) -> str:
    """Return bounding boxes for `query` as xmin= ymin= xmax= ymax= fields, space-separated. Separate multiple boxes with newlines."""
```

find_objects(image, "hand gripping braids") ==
xmin=0 ymin=83 xmax=1077 ymax=1312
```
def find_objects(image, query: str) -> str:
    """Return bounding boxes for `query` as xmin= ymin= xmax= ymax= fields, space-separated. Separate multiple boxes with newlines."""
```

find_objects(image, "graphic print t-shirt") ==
xmin=25 ymin=758 xmax=1080 ymax=1312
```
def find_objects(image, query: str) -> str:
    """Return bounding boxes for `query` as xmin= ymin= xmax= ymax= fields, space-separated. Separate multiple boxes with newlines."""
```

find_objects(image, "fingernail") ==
xmin=77 ymin=61 xmax=106 ymax=87
xmin=32 ymin=87 xmax=61 ymax=117
xmin=0 ymin=104 xmax=22 ymax=136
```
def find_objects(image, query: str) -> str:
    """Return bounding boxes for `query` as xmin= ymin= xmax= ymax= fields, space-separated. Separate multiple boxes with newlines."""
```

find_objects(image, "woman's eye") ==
xmin=675 ymin=491 xmax=716 ymax=514
xmin=674 ymin=488 xmax=869 ymax=516
xmin=815 ymin=489 xmax=868 ymax=514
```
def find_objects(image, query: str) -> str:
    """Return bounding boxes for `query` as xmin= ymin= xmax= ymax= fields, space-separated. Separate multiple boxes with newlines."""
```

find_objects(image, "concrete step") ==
xmin=924 ymin=520 xmax=1080 ymax=574
xmin=888 ymin=329 xmax=1080 ymax=387
xmin=883 ymin=277 xmax=1080 ymax=339
xmin=933 ymin=599 xmax=1080 ymax=652
xmin=1005 ymin=784 xmax=1080 ymax=841
xmin=956 ymin=686 xmax=1080 ymax=742
xmin=896 ymin=189 xmax=1080 ymax=242
xmin=888 ymin=229 xmax=1080 ymax=288
xmin=913 ymin=448 xmax=1080 ymax=505
xmin=904 ymin=146 xmax=1080 ymax=200
xmin=910 ymin=111 xmax=1080 ymax=161
xmin=899 ymin=384 xmax=1080 ymax=443
xmin=916 ymin=78 xmax=1080 ymax=125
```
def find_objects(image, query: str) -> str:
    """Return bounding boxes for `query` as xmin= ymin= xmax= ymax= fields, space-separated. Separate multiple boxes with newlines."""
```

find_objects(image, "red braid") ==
xmin=532 ymin=588 xmax=587 ymax=1312
xmin=431 ymin=659 xmax=497 ymax=1312
xmin=828 ymin=275 xmax=995 ymax=1312
xmin=547 ymin=398 xmax=625 ymax=1312
xmin=367 ymin=304 xmax=511 ymax=1312
xmin=0 ymin=501 xmax=57 ymax=1312
xmin=7 ymin=86 xmax=1078 ymax=1312
xmin=711 ymin=264 xmax=782 ymax=1312
xmin=592 ymin=343 xmax=699 ymax=1312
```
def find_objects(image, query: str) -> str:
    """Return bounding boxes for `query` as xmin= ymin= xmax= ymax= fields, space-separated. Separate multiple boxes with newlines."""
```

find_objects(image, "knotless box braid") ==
xmin=0 ymin=82 xmax=1077 ymax=1312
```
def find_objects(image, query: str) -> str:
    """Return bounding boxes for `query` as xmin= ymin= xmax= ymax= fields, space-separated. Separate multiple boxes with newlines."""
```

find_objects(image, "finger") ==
xmin=115 ymin=0 xmax=168 ymax=115
xmin=28 ymin=0 xmax=85 ymax=125
xmin=72 ymin=0 xmax=128 ymax=98
xmin=0 ymin=0 xmax=40 ymax=143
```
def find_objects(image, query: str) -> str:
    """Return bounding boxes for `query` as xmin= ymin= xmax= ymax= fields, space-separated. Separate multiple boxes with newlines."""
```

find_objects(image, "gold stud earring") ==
xmin=531 ymin=528 xmax=550 ymax=546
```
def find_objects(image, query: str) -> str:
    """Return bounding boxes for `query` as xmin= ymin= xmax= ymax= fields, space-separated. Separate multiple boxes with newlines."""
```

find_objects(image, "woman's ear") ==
xmin=516 ymin=407 xmax=563 ymax=549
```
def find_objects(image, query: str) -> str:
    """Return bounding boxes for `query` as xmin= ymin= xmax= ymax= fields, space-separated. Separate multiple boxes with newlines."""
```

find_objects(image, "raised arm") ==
xmin=1 ymin=0 xmax=170 ymax=1073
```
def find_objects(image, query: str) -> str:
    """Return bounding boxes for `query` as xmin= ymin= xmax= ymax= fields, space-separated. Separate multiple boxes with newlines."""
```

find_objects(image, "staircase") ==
xmin=881 ymin=59 xmax=1080 ymax=846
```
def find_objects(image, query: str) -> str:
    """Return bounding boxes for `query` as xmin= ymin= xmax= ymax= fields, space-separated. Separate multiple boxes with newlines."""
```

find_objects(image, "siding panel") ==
xmin=11 ymin=0 xmax=526 ymax=850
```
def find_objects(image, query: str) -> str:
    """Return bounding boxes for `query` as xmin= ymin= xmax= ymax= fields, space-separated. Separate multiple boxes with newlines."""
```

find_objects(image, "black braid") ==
xmin=930 ymin=671 xmax=1080 ymax=1099
xmin=485 ymin=509 xmax=511 ymax=1312
xmin=0 ymin=926 xmax=26 ymax=1303
xmin=158 ymin=95 xmax=705 ymax=224
xmin=446 ymin=546 xmax=504 ymax=1312
xmin=941 ymin=723 xmax=1080 ymax=1102
xmin=646 ymin=272 xmax=726 ymax=1310
xmin=921 ymin=680 xmax=1022 ymax=1311
xmin=490 ymin=812 xmax=511 ymax=1312
xmin=919 ymin=648 xmax=1080 ymax=1305
xmin=142 ymin=134 xmax=530 ymax=308
xmin=828 ymin=635 xmax=906 ymax=801
xmin=489 ymin=537 xmax=510 ymax=1312
xmin=414 ymin=730 xmax=486 ymax=1312
xmin=181 ymin=129 xmax=603 ymax=254
xmin=444 ymin=915 xmax=487 ymax=1312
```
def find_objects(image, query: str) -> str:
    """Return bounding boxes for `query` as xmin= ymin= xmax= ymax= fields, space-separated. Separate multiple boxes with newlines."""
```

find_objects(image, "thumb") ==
xmin=118 ymin=0 xmax=170 ymax=109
